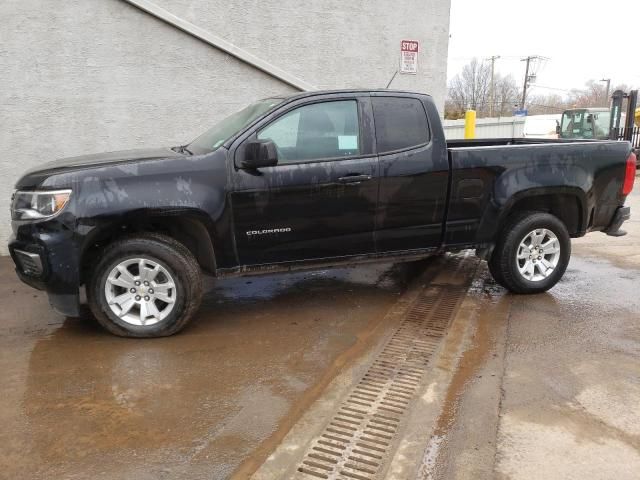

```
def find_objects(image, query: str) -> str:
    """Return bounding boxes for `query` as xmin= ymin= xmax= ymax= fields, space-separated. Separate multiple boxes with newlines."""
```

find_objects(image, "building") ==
xmin=0 ymin=0 xmax=451 ymax=251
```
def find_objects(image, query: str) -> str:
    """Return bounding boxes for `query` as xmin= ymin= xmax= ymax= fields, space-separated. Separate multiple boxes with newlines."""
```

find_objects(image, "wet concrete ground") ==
xmin=423 ymin=181 xmax=640 ymax=480
xmin=0 ymin=259 xmax=425 ymax=480
xmin=2 ymin=181 xmax=639 ymax=480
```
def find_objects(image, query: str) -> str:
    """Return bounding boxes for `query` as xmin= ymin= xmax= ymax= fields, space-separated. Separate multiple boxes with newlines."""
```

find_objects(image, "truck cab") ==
xmin=559 ymin=108 xmax=611 ymax=140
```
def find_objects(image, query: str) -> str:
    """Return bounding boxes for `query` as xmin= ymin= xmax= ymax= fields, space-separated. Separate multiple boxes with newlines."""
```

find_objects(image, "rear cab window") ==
xmin=372 ymin=97 xmax=430 ymax=153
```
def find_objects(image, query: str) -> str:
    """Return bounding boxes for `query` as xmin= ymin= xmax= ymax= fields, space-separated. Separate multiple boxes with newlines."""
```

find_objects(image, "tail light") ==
xmin=622 ymin=152 xmax=637 ymax=196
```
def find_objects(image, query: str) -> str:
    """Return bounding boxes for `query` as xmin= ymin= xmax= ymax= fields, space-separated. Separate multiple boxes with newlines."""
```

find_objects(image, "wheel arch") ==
xmin=496 ymin=187 xmax=587 ymax=238
xmin=79 ymin=210 xmax=217 ymax=285
xmin=478 ymin=187 xmax=590 ymax=245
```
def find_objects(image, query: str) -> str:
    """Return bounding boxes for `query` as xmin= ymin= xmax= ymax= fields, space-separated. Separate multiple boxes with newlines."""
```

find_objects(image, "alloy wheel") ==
xmin=516 ymin=229 xmax=561 ymax=282
xmin=104 ymin=258 xmax=177 ymax=326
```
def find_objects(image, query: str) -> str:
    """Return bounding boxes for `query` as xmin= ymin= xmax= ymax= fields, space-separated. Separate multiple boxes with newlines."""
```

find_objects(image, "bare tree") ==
xmin=447 ymin=58 xmax=490 ymax=116
xmin=526 ymin=81 xmax=631 ymax=114
xmin=494 ymin=74 xmax=520 ymax=116
xmin=446 ymin=67 xmax=633 ymax=119
xmin=446 ymin=59 xmax=520 ymax=118
xmin=568 ymin=80 xmax=609 ymax=107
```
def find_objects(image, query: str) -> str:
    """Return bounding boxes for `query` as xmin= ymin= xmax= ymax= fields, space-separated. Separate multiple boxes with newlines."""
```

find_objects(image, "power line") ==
xmin=449 ymin=100 xmax=565 ymax=109
xmin=449 ymin=55 xmax=546 ymax=61
xmin=528 ymin=84 xmax=572 ymax=93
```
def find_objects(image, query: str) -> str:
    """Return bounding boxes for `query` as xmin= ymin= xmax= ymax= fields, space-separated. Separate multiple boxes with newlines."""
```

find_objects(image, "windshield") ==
xmin=188 ymin=98 xmax=283 ymax=153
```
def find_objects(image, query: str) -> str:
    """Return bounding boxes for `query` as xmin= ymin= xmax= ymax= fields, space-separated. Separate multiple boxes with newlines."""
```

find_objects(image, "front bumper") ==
xmin=9 ymin=226 xmax=81 ymax=317
xmin=604 ymin=206 xmax=631 ymax=237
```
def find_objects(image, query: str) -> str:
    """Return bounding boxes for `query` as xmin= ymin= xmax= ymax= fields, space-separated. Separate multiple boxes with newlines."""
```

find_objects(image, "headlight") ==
xmin=11 ymin=189 xmax=72 ymax=221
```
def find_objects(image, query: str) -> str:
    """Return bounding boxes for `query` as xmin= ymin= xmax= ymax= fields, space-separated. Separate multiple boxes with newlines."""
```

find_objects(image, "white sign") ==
xmin=400 ymin=40 xmax=419 ymax=74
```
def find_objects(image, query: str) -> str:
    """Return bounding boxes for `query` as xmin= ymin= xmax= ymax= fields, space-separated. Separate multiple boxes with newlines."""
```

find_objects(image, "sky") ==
xmin=447 ymin=0 xmax=640 ymax=97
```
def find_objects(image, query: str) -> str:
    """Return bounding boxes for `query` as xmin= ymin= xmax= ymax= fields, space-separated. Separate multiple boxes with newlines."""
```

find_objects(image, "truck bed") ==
xmin=443 ymin=138 xmax=632 ymax=248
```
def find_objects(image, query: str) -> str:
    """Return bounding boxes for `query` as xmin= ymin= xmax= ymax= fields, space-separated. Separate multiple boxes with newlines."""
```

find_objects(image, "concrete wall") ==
xmin=0 ymin=0 xmax=451 ymax=252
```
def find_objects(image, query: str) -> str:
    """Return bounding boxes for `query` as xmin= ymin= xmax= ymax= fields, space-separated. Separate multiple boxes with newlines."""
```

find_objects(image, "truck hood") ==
xmin=16 ymin=147 xmax=186 ymax=189
xmin=26 ymin=147 xmax=184 ymax=173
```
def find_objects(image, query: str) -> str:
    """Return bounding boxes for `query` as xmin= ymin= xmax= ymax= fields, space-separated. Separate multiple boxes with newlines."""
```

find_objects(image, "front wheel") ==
xmin=489 ymin=212 xmax=571 ymax=294
xmin=88 ymin=234 xmax=203 ymax=337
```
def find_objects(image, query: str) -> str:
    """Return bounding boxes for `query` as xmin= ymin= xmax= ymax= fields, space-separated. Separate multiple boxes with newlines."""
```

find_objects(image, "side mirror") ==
xmin=555 ymin=122 xmax=561 ymax=135
xmin=242 ymin=139 xmax=278 ymax=169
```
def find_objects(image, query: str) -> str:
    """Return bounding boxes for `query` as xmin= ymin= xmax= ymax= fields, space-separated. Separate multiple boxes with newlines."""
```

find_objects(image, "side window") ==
xmin=372 ymin=97 xmax=430 ymax=153
xmin=257 ymin=100 xmax=360 ymax=163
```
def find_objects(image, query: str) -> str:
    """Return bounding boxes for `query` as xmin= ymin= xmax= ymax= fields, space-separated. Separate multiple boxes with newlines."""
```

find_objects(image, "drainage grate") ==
xmin=297 ymin=276 xmax=470 ymax=480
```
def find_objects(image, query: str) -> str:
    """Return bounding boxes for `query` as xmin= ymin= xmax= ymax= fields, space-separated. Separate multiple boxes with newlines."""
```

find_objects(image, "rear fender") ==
xmin=477 ymin=186 xmax=588 ymax=242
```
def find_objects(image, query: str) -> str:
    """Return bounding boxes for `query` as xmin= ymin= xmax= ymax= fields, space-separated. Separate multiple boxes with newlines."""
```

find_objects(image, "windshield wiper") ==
xmin=172 ymin=145 xmax=194 ymax=155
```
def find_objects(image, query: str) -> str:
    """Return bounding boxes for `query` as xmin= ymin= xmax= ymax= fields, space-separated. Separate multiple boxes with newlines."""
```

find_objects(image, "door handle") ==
xmin=337 ymin=174 xmax=372 ymax=184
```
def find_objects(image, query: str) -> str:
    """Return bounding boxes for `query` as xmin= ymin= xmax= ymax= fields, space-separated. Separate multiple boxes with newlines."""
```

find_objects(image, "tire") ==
xmin=87 ymin=233 xmax=202 ymax=337
xmin=487 ymin=251 xmax=506 ymax=288
xmin=489 ymin=211 xmax=571 ymax=294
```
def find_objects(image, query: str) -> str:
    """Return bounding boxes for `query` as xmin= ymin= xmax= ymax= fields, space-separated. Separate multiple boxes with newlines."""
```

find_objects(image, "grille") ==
xmin=14 ymin=249 xmax=44 ymax=276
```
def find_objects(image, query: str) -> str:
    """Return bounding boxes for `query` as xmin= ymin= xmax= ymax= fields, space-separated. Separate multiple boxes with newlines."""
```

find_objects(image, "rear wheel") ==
xmin=489 ymin=212 xmax=571 ymax=294
xmin=88 ymin=234 xmax=202 ymax=337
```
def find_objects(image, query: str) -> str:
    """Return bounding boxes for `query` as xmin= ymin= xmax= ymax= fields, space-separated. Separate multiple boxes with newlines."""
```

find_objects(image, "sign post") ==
xmin=400 ymin=40 xmax=419 ymax=75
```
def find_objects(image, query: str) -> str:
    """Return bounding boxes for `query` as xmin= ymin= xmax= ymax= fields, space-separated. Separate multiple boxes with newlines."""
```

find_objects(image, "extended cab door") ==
xmin=372 ymin=94 xmax=449 ymax=252
xmin=230 ymin=95 xmax=379 ymax=266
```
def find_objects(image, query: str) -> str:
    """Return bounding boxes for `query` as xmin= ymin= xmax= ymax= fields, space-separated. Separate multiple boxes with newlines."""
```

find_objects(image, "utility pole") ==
xmin=520 ymin=56 xmax=534 ymax=110
xmin=520 ymin=55 xmax=547 ymax=110
xmin=600 ymin=78 xmax=611 ymax=105
xmin=488 ymin=55 xmax=500 ymax=117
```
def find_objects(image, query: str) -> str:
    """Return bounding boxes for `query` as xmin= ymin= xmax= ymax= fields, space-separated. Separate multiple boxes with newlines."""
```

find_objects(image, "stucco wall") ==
xmin=0 ymin=0 xmax=450 ymax=253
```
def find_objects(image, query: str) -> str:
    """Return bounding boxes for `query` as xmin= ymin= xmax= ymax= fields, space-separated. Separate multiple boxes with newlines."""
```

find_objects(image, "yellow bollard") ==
xmin=464 ymin=110 xmax=476 ymax=139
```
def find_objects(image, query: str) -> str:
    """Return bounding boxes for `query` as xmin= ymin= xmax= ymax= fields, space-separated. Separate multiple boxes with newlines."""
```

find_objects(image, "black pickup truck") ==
xmin=9 ymin=90 xmax=636 ymax=337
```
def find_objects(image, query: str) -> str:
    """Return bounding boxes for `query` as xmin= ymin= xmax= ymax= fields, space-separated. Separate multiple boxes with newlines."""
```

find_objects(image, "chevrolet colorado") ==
xmin=9 ymin=90 xmax=636 ymax=337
